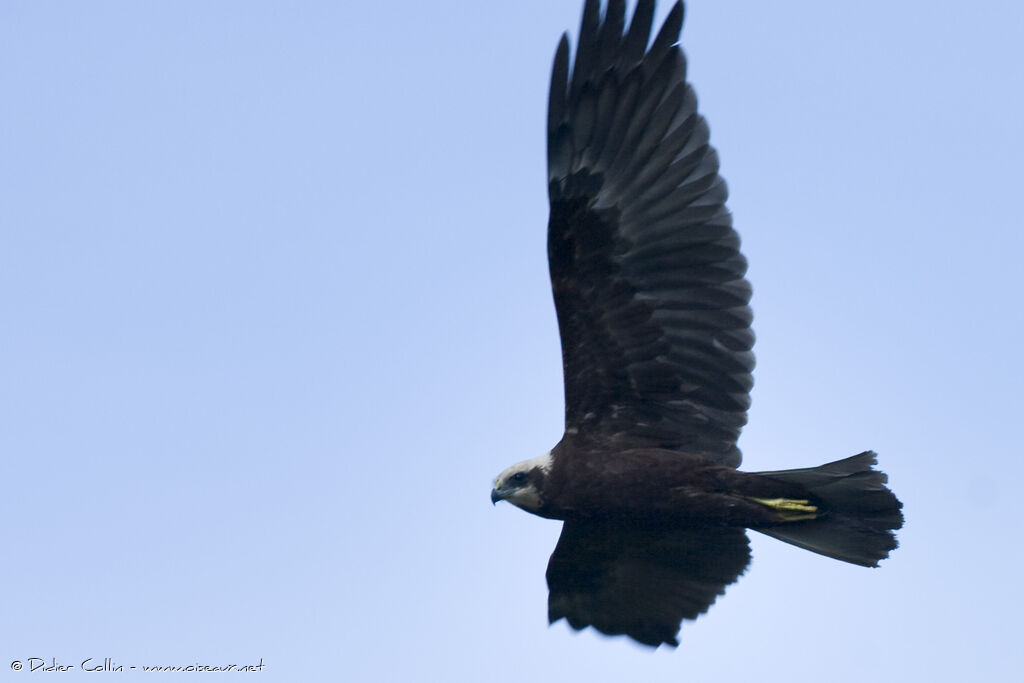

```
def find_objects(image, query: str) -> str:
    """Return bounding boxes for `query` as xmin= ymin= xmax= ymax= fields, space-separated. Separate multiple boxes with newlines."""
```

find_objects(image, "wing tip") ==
xmin=548 ymin=34 xmax=571 ymax=134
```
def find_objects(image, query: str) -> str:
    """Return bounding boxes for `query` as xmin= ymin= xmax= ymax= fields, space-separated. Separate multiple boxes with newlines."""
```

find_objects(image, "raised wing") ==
xmin=547 ymin=0 xmax=753 ymax=466
xmin=547 ymin=519 xmax=751 ymax=647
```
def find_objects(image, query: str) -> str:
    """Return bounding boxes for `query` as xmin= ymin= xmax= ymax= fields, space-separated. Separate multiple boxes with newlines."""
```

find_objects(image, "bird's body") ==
xmin=505 ymin=444 xmax=803 ymax=526
xmin=491 ymin=0 xmax=903 ymax=648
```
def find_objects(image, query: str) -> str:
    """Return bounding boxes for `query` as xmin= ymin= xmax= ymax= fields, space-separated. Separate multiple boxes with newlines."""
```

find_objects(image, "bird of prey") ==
xmin=490 ymin=0 xmax=903 ymax=648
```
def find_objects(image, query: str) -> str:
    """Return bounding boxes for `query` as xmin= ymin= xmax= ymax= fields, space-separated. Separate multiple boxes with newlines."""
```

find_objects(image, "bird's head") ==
xmin=491 ymin=452 xmax=552 ymax=515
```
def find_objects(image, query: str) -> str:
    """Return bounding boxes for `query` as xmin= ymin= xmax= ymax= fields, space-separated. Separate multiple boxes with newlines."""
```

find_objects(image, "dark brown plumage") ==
xmin=491 ymin=0 xmax=903 ymax=648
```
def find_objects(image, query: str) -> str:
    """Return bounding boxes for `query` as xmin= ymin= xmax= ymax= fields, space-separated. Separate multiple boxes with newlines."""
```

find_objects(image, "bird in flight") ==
xmin=490 ymin=0 xmax=903 ymax=648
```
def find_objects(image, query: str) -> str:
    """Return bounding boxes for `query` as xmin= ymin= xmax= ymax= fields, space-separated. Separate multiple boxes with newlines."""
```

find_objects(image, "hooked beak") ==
xmin=491 ymin=488 xmax=504 ymax=505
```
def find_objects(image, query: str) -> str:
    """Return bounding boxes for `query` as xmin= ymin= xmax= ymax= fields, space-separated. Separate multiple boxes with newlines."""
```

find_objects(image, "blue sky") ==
xmin=2 ymin=1 xmax=1022 ymax=680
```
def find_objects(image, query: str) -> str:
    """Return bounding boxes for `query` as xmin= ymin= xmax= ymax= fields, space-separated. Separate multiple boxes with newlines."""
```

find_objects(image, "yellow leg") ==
xmin=748 ymin=497 xmax=818 ymax=522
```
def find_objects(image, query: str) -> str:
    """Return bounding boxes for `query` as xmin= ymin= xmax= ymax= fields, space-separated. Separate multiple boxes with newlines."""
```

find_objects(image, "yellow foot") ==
xmin=748 ymin=497 xmax=818 ymax=522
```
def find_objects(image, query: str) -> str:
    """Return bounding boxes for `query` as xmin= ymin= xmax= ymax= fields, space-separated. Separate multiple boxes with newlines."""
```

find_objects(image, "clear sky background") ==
xmin=2 ymin=1 xmax=1022 ymax=680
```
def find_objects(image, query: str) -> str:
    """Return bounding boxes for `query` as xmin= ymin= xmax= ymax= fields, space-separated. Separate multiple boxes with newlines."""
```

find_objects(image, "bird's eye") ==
xmin=510 ymin=472 xmax=527 ymax=484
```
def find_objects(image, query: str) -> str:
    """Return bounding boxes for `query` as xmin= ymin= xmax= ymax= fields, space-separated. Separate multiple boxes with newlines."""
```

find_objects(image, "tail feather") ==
xmin=753 ymin=451 xmax=903 ymax=567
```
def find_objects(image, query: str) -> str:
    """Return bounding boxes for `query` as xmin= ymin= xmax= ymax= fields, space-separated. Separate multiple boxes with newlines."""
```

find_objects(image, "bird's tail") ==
xmin=751 ymin=451 xmax=903 ymax=567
